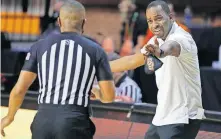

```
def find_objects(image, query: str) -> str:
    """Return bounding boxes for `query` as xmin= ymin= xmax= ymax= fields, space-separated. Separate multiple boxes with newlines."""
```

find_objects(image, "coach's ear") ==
xmin=169 ymin=13 xmax=174 ymax=21
xmin=57 ymin=17 xmax=62 ymax=27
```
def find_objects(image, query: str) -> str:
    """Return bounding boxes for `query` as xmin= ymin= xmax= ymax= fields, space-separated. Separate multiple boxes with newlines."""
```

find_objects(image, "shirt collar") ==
xmin=165 ymin=21 xmax=179 ymax=40
xmin=61 ymin=32 xmax=79 ymax=35
xmin=157 ymin=22 xmax=179 ymax=43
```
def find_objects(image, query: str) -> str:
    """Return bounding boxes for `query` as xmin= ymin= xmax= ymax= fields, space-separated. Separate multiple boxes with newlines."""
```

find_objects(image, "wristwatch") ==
xmin=160 ymin=49 xmax=164 ymax=57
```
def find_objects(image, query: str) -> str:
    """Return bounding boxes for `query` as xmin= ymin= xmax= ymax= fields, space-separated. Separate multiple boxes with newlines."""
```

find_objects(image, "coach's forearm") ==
xmin=7 ymin=84 xmax=26 ymax=120
xmin=155 ymin=40 xmax=181 ymax=58
xmin=110 ymin=53 xmax=145 ymax=72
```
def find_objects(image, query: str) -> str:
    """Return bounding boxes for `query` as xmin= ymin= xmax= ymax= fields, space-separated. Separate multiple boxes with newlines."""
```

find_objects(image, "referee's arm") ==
xmin=5 ymin=71 xmax=36 ymax=119
xmin=94 ymin=48 xmax=115 ymax=103
xmin=110 ymin=53 xmax=146 ymax=72
xmin=1 ymin=44 xmax=38 ymax=137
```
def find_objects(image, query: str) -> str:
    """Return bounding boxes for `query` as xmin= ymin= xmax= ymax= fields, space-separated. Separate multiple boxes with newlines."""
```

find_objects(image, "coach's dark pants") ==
xmin=144 ymin=119 xmax=201 ymax=139
xmin=31 ymin=104 xmax=95 ymax=139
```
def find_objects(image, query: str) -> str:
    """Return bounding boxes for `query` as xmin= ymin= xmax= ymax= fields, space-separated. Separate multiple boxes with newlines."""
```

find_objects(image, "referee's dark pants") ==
xmin=144 ymin=119 xmax=201 ymax=139
xmin=30 ymin=104 xmax=96 ymax=139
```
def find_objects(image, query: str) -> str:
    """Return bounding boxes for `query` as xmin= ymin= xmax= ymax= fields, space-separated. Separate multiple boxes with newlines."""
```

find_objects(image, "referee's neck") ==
xmin=60 ymin=29 xmax=82 ymax=35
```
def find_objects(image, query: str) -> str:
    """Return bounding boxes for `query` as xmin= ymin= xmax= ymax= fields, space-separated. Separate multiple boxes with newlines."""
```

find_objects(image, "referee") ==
xmin=1 ymin=1 xmax=115 ymax=139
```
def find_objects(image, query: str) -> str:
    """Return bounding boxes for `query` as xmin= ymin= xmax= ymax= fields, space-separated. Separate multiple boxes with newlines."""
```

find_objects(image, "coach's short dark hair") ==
xmin=147 ymin=0 xmax=170 ymax=15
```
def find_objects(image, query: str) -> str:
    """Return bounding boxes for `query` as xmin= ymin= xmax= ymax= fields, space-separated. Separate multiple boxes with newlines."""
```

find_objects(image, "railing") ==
xmin=1 ymin=92 xmax=221 ymax=133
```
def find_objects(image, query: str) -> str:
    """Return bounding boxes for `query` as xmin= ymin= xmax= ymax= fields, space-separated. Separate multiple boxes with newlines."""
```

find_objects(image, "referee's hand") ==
xmin=90 ymin=87 xmax=101 ymax=100
xmin=1 ymin=116 xmax=14 ymax=137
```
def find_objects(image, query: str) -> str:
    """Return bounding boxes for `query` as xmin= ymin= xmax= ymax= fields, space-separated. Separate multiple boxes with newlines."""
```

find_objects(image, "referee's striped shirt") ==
xmin=22 ymin=32 xmax=113 ymax=107
xmin=115 ymin=73 xmax=142 ymax=103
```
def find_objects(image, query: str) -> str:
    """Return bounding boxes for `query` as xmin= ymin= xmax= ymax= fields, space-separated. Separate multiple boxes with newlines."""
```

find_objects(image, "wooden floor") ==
xmin=1 ymin=107 xmax=36 ymax=139
xmin=1 ymin=107 xmax=221 ymax=139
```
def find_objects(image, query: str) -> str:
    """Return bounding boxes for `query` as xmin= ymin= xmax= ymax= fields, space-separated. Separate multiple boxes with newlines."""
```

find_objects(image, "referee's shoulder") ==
xmin=29 ymin=38 xmax=46 ymax=50
xmin=36 ymin=38 xmax=46 ymax=44
xmin=81 ymin=36 xmax=101 ymax=48
xmin=80 ymin=36 xmax=105 ymax=53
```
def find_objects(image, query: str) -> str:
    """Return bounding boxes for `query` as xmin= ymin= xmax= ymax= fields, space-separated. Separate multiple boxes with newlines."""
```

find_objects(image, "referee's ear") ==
xmin=81 ymin=19 xmax=86 ymax=34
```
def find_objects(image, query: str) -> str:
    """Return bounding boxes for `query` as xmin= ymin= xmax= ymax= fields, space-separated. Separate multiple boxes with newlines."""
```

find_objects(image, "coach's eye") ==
xmin=155 ymin=18 xmax=162 ymax=21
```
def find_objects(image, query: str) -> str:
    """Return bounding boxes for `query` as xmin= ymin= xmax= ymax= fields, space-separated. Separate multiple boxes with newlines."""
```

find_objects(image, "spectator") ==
xmin=120 ymin=39 xmax=134 ymax=56
xmin=39 ymin=1 xmax=64 ymax=39
xmin=119 ymin=1 xmax=148 ymax=46
xmin=101 ymin=37 xmax=115 ymax=54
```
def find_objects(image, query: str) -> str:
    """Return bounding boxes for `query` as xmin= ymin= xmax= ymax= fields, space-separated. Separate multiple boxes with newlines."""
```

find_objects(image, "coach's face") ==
xmin=146 ymin=5 xmax=173 ymax=39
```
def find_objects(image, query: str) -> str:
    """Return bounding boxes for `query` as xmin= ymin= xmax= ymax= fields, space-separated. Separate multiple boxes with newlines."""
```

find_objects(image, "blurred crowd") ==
xmin=1 ymin=0 xmax=221 ymax=104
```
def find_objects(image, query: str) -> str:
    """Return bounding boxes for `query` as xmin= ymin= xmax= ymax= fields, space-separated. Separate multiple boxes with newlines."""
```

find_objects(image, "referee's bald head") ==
xmin=58 ymin=0 xmax=86 ymax=33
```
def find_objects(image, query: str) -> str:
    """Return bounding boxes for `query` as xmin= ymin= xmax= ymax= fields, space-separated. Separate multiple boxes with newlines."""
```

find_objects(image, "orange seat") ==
xmin=1 ymin=12 xmax=40 ymax=35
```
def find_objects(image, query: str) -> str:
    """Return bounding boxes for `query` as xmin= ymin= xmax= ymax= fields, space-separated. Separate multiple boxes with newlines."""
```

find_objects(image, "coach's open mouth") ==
xmin=153 ymin=30 xmax=161 ymax=35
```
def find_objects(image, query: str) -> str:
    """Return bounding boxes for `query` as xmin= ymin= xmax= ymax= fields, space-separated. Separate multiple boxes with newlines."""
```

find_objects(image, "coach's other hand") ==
xmin=1 ymin=116 xmax=14 ymax=137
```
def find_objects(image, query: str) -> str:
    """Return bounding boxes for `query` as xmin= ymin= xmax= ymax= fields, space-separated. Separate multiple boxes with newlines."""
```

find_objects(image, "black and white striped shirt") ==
xmin=115 ymin=74 xmax=142 ymax=103
xmin=22 ymin=32 xmax=112 ymax=107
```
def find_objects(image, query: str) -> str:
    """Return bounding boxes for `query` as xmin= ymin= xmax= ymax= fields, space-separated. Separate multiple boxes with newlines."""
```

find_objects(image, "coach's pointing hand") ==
xmin=1 ymin=116 xmax=14 ymax=137
xmin=145 ymin=38 xmax=161 ymax=57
